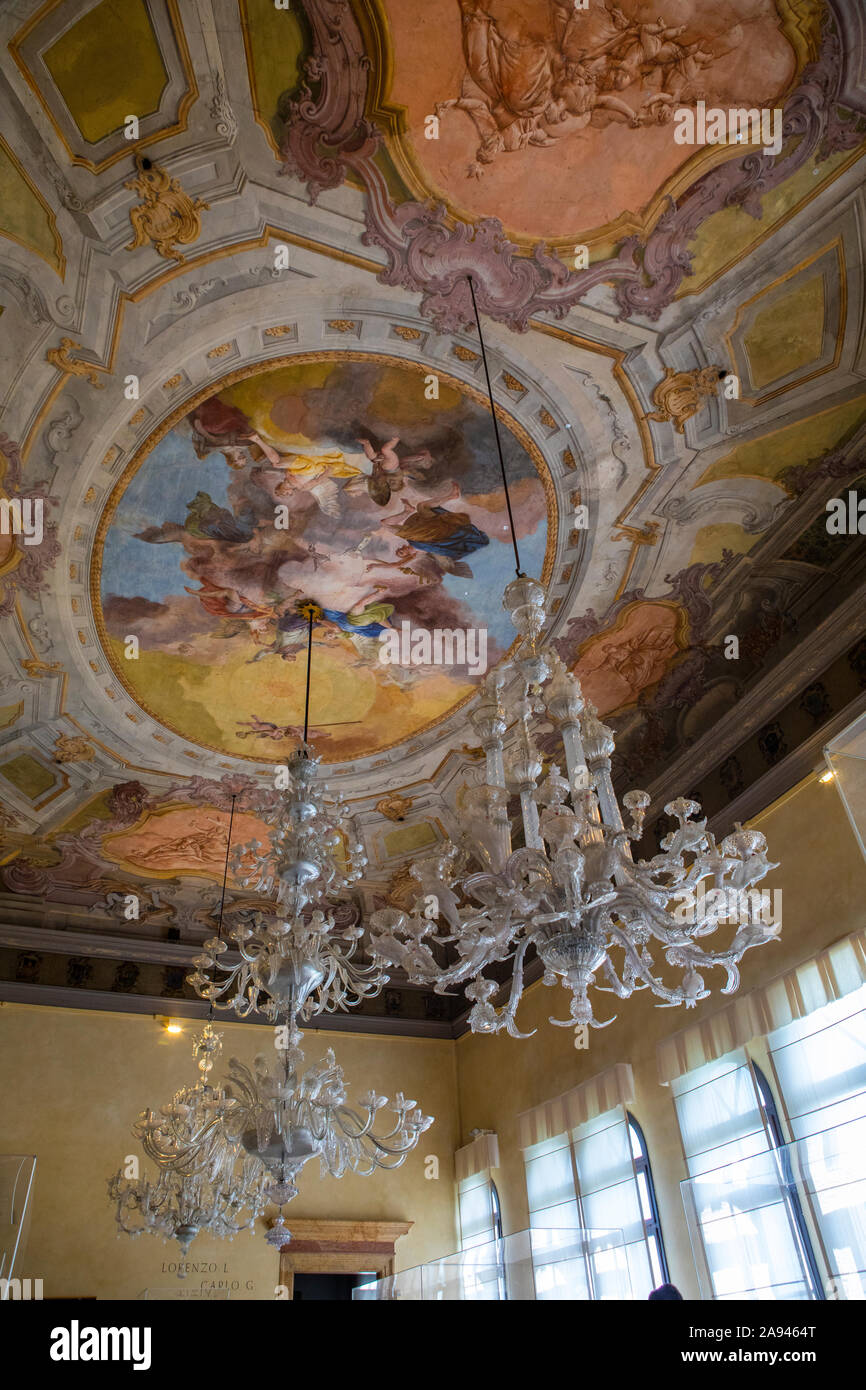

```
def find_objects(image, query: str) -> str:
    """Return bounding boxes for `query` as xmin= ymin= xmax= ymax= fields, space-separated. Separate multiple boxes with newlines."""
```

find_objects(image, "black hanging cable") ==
xmin=207 ymin=793 xmax=237 ymax=1022
xmin=301 ymin=602 xmax=315 ymax=753
xmin=467 ymin=274 xmax=524 ymax=578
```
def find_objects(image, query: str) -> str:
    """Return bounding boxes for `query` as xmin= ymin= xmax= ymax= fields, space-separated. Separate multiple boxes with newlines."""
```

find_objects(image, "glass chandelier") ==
xmin=368 ymin=277 xmax=781 ymax=1046
xmin=148 ymin=613 xmax=433 ymax=1239
xmin=106 ymin=1164 xmax=267 ymax=1264
xmin=186 ymin=604 xmax=386 ymax=1028
xmin=108 ymin=1024 xmax=270 ymax=1259
xmin=132 ymin=1027 xmax=432 ymax=1240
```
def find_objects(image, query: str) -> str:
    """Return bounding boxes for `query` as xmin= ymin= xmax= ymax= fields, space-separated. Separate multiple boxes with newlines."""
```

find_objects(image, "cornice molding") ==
xmin=0 ymin=978 xmax=456 ymax=1039
xmin=644 ymin=581 xmax=866 ymax=817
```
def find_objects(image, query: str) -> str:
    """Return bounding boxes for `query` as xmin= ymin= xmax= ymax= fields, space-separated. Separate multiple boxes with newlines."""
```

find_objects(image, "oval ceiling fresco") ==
xmin=93 ymin=354 xmax=553 ymax=762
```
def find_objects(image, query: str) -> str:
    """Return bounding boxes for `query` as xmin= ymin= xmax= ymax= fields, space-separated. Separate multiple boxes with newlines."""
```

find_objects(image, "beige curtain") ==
xmin=657 ymin=926 xmax=866 ymax=1085
xmin=517 ymin=1062 xmax=634 ymax=1150
xmin=455 ymin=1132 xmax=500 ymax=1184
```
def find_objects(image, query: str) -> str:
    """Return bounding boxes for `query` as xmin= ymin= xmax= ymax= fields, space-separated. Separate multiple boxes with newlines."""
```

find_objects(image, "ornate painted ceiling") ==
xmin=0 ymin=0 xmax=864 ymax=1035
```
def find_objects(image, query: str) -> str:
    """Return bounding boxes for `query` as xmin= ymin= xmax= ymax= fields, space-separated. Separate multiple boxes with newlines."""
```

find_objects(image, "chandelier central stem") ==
xmin=209 ymin=793 xmax=237 ymax=1022
xmin=299 ymin=600 xmax=320 ymax=753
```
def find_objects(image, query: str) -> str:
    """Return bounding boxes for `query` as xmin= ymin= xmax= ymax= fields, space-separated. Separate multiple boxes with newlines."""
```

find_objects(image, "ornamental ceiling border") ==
xmin=86 ymin=348 xmax=561 ymax=766
xmin=281 ymin=0 xmax=865 ymax=330
xmin=18 ymin=222 xmax=385 ymax=463
xmin=7 ymin=270 xmax=653 ymax=785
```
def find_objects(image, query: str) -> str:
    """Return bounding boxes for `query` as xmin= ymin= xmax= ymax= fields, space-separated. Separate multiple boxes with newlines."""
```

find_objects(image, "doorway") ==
xmin=292 ymin=1273 xmax=371 ymax=1301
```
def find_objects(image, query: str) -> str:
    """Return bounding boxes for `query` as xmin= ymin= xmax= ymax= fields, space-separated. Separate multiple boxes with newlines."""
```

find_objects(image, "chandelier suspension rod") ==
xmin=301 ymin=602 xmax=316 ymax=751
xmin=208 ymin=793 xmax=237 ymax=1021
xmin=467 ymin=274 xmax=523 ymax=579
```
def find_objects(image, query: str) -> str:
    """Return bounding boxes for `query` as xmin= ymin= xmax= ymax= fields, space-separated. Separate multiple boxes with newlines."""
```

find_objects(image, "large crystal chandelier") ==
xmin=108 ymin=1024 xmax=269 ymax=1259
xmin=367 ymin=278 xmax=781 ymax=1046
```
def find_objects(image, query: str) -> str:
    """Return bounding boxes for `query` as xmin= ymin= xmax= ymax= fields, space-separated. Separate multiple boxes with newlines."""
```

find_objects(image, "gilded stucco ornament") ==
xmin=647 ymin=366 xmax=724 ymax=434
xmin=44 ymin=338 xmax=104 ymax=388
xmin=53 ymin=734 xmax=95 ymax=764
xmin=124 ymin=152 xmax=209 ymax=263
xmin=375 ymin=793 xmax=414 ymax=822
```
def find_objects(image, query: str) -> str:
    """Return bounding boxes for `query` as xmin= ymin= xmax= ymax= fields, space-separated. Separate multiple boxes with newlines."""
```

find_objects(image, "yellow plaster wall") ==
xmin=743 ymin=273 xmax=825 ymax=390
xmin=453 ymin=772 xmax=866 ymax=1298
xmin=695 ymin=397 xmax=866 ymax=490
xmin=0 ymin=1008 xmax=459 ymax=1299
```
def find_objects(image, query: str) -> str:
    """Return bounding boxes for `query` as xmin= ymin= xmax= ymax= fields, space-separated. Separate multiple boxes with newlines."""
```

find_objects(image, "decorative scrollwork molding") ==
xmin=44 ymin=338 xmax=105 ymax=388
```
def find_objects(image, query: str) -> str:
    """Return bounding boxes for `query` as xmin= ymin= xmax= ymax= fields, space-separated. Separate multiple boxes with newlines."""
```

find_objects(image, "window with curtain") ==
xmin=457 ymin=1172 xmax=506 ymax=1300
xmin=673 ymin=1049 xmax=816 ymax=1299
xmin=628 ymin=1113 xmax=669 ymax=1291
xmin=767 ymin=982 xmax=866 ymax=1299
xmin=457 ymin=1171 xmax=496 ymax=1251
xmin=523 ymin=1108 xmax=662 ymax=1299
xmin=524 ymin=1132 xmax=592 ymax=1299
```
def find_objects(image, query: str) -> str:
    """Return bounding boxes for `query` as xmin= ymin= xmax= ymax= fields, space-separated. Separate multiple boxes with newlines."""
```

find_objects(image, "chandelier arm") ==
xmin=495 ymin=934 xmax=537 ymax=1039
xmin=606 ymin=923 xmax=684 ymax=1003
xmin=596 ymin=952 xmax=633 ymax=999
xmin=329 ymin=1103 xmax=377 ymax=1141
xmin=608 ymin=881 xmax=696 ymax=945
xmin=338 ymin=1119 xmax=426 ymax=1159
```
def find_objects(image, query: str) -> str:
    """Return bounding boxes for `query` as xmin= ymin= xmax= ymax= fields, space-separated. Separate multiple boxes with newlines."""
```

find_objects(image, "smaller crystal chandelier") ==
xmin=216 ymin=1032 xmax=433 ymax=1224
xmin=133 ymin=1027 xmax=433 ymax=1240
xmin=108 ymin=1024 xmax=270 ymax=1260
xmin=189 ymin=894 xmax=384 ymax=1026
xmin=106 ymin=1164 xmax=267 ymax=1265
xmin=186 ymin=604 xmax=386 ymax=1028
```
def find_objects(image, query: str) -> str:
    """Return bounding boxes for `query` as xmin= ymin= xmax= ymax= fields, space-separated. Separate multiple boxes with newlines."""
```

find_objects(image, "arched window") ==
xmin=627 ymin=1113 xmax=670 ymax=1289
xmin=751 ymin=1062 xmax=824 ymax=1300
xmin=490 ymin=1179 xmax=503 ymax=1241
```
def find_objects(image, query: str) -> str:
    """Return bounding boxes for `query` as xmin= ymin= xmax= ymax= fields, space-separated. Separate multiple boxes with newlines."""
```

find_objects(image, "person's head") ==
xmin=648 ymin=1283 xmax=683 ymax=1301
xmin=222 ymin=447 xmax=247 ymax=470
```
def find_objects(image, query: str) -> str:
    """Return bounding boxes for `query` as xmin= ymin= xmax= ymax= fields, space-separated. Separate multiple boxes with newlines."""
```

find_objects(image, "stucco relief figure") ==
xmin=103 ymin=806 xmax=272 ymax=879
xmin=574 ymin=602 xmax=684 ymax=714
xmin=435 ymin=0 xmax=756 ymax=175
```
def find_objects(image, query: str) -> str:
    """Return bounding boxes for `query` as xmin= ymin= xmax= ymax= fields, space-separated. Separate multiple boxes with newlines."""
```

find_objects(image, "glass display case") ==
xmin=0 ymin=1155 xmax=37 ymax=1297
xmin=681 ymin=1119 xmax=866 ymax=1300
xmin=353 ymin=1226 xmax=632 ymax=1300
